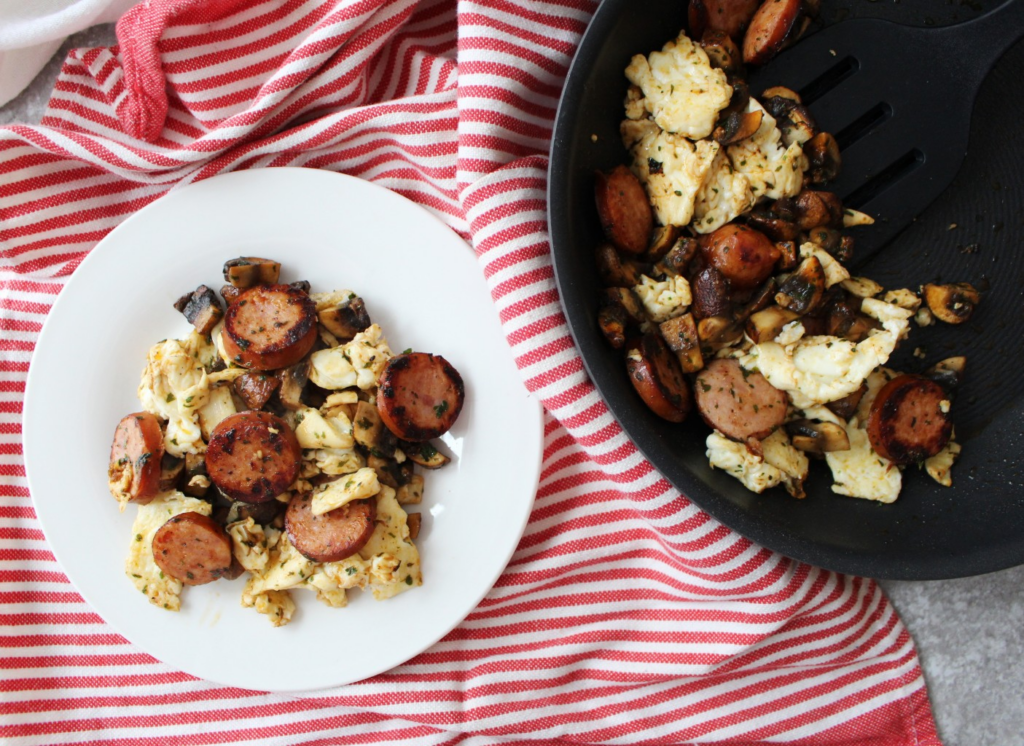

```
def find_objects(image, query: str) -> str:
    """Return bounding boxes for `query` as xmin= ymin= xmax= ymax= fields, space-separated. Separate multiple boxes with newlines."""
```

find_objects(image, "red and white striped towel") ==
xmin=0 ymin=1 xmax=942 ymax=744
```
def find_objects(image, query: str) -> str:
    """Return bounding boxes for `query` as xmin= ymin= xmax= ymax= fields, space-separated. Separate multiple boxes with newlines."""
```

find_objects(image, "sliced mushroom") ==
xmin=807 ymin=227 xmax=853 ymax=264
xmin=745 ymin=305 xmax=799 ymax=343
xmin=775 ymin=240 xmax=799 ymax=271
xmin=744 ymin=211 xmax=799 ymax=241
xmin=786 ymin=419 xmax=851 ymax=453
xmin=403 ymin=440 xmax=451 ymax=469
xmin=922 ymin=282 xmax=980 ymax=324
xmin=598 ymin=305 xmax=630 ymax=349
xmin=778 ymin=104 xmax=817 ymax=147
xmin=804 ymin=132 xmax=841 ymax=183
xmin=775 ymin=256 xmax=825 ymax=314
xmin=276 ymin=359 xmax=310 ymax=411
xmin=761 ymin=86 xmax=801 ymax=104
xmin=223 ymin=257 xmax=282 ymax=288
xmin=658 ymin=313 xmax=704 ymax=373
xmin=600 ymin=287 xmax=646 ymax=324
xmin=794 ymin=190 xmax=843 ymax=230
xmin=232 ymin=371 xmax=281 ymax=411
xmin=159 ymin=454 xmax=185 ymax=492
xmin=319 ymin=295 xmax=371 ymax=342
xmin=182 ymin=452 xmax=210 ymax=498
xmin=658 ymin=236 xmax=699 ymax=276
xmin=691 ymin=266 xmax=732 ymax=319
xmin=826 ymin=385 xmax=866 ymax=421
xmin=367 ymin=454 xmax=412 ymax=489
xmin=735 ymin=278 xmax=777 ymax=322
xmin=925 ymin=356 xmax=967 ymax=396
xmin=701 ymin=29 xmax=744 ymax=75
xmin=406 ymin=512 xmax=422 ymax=540
xmin=353 ymin=400 xmax=397 ymax=458
xmin=596 ymin=243 xmax=643 ymax=287
xmin=714 ymin=108 xmax=764 ymax=145
xmin=646 ymin=224 xmax=682 ymax=262
xmin=824 ymin=290 xmax=860 ymax=337
xmin=696 ymin=315 xmax=743 ymax=350
xmin=173 ymin=285 xmax=224 ymax=336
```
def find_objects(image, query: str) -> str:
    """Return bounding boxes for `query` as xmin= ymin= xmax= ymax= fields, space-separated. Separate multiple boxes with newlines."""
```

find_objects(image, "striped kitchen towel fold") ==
xmin=0 ymin=1 xmax=942 ymax=744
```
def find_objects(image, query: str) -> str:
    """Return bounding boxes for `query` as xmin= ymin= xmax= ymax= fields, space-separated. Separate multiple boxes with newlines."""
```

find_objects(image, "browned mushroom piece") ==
xmin=406 ymin=512 xmax=422 ymax=541
xmin=319 ymin=295 xmax=372 ymax=342
xmin=826 ymin=384 xmax=867 ymax=421
xmin=596 ymin=243 xmax=642 ymax=287
xmin=595 ymin=165 xmax=654 ymax=256
xmin=794 ymin=190 xmax=843 ymax=230
xmin=700 ymin=29 xmax=745 ymax=75
xmin=778 ymin=103 xmax=817 ymax=146
xmin=232 ymin=371 xmax=281 ymax=411
xmin=173 ymin=285 xmax=224 ymax=336
xmin=658 ymin=313 xmax=704 ymax=373
xmin=774 ymin=240 xmax=799 ymax=271
xmin=761 ymin=86 xmax=801 ymax=103
xmin=597 ymin=288 xmax=645 ymax=350
xmin=714 ymin=108 xmax=764 ymax=145
xmin=600 ymin=287 xmax=646 ymax=324
xmin=403 ymin=440 xmax=451 ymax=470
xmin=743 ymin=211 xmax=799 ymax=242
xmin=691 ymin=266 xmax=732 ymax=320
xmin=924 ymin=356 xmax=967 ymax=396
xmin=645 ymin=225 xmax=682 ymax=263
xmin=804 ymin=132 xmax=842 ymax=183
xmin=786 ymin=419 xmax=851 ymax=454
xmin=659 ymin=237 xmax=699 ymax=276
xmin=775 ymin=256 xmax=825 ymax=314
xmin=159 ymin=454 xmax=185 ymax=492
xmin=223 ymin=257 xmax=282 ymax=288
xmin=276 ymin=359 xmax=310 ymax=411
xmin=745 ymin=305 xmax=798 ymax=343
xmin=353 ymin=400 xmax=398 ymax=458
xmin=922 ymin=283 xmax=980 ymax=324
xmin=181 ymin=452 xmax=210 ymax=498
xmin=696 ymin=315 xmax=744 ymax=351
xmin=734 ymin=278 xmax=777 ymax=322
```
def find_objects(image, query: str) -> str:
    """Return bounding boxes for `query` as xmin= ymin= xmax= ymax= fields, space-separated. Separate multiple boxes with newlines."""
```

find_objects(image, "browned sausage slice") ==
xmin=699 ymin=224 xmax=779 ymax=291
xmin=377 ymin=352 xmax=464 ymax=441
xmin=108 ymin=412 xmax=164 ymax=506
xmin=694 ymin=358 xmax=787 ymax=440
xmin=867 ymin=375 xmax=952 ymax=465
xmin=690 ymin=0 xmax=762 ymax=40
xmin=595 ymin=165 xmax=653 ymax=256
xmin=286 ymin=493 xmax=376 ymax=563
xmin=205 ymin=411 xmax=301 ymax=503
xmin=222 ymin=284 xmax=317 ymax=371
xmin=743 ymin=0 xmax=802 ymax=64
xmin=625 ymin=333 xmax=692 ymax=422
xmin=152 ymin=512 xmax=234 ymax=585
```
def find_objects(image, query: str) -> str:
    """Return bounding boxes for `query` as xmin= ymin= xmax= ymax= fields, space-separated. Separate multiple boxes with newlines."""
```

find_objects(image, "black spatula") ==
xmin=748 ymin=0 xmax=1024 ymax=264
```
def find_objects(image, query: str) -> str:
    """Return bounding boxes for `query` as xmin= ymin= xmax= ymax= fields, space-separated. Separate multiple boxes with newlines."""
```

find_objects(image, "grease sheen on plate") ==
xmin=24 ymin=168 xmax=543 ymax=692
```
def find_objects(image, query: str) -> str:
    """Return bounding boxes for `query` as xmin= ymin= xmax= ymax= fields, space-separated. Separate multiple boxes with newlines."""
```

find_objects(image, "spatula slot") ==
xmin=835 ymin=102 xmax=892 ymax=150
xmin=799 ymin=56 xmax=859 ymax=105
xmin=843 ymin=148 xmax=923 ymax=209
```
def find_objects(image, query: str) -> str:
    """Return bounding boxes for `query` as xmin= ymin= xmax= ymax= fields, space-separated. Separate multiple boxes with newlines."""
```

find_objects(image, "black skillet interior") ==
xmin=548 ymin=0 xmax=1024 ymax=579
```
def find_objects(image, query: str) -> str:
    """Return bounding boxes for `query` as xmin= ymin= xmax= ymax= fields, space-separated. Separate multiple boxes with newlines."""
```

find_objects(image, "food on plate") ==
xmin=108 ymin=259 xmax=464 ymax=625
xmin=592 ymin=11 xmax=980 ymax=503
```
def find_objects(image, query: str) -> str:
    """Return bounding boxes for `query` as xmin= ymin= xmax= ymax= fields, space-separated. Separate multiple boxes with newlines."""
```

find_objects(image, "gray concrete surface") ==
xmin=2 ymin=22 xmax=1023 ymax=746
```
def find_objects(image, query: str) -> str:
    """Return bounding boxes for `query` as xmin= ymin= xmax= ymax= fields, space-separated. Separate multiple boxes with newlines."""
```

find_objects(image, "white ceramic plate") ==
xmin=23 ymin=168 xmax=543 ymax=692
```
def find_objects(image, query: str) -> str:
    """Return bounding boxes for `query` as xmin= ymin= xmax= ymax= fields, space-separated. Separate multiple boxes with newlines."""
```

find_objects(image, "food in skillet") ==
xmin=107 ymin=259 xmax=464 ymax=625
xmin=592 ymin=4 xmax=978 ymax=503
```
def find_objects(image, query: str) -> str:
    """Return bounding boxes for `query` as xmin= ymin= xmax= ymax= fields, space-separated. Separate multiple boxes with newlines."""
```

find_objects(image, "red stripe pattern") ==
xmin=0 ymin=1 xmax=942 ymax=743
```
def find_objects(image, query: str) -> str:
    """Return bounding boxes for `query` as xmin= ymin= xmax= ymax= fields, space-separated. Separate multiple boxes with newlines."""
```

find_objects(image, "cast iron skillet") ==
xmin=548 ymin=0 xmax=1024 ymax=579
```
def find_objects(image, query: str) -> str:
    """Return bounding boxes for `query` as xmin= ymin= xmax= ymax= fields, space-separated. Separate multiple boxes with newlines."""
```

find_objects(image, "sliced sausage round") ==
xmin=625 ymin=333 xmax=692 ymax=422
xmin=694 ymin=358 xmax=788 ymax=441
xmin=743 ymin=0 xmax=802 ymax=64
xmin=108 ymin=412 xmax=164 ymax=506
xmin=205 ymin=411 xmax=301 ymax=503
xmin=377 ymin=352 xmax=465 ymax=441
xmin=699 ymin=223 xmax=779 ymax=291
xmin=222 ymin=284 xmax=317 ymax=371
xmin=152 ymin=512 xmax=234 ymax=585
xmin=867 ymin=374 xmax=952 ymax=465
xmin=286 ymin=493 xmax=376 ymax=563
xmin=690 ymin=0 xmax=762 ymax=40
xmin=595 ymin=164 xmax=653 ymax=256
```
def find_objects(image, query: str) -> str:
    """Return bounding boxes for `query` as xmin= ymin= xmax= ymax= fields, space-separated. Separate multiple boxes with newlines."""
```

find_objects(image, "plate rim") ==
xmin=546 ymin=0 xmax=1024 ymax=581
xmin=23 ymin=166 xmax=545 ymax=691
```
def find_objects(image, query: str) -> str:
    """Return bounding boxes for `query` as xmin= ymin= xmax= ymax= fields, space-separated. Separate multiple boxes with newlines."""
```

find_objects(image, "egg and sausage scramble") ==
xmin=598 ymin=29 xmax=975 ymax=503
xmin=109 ymin=266 xmax=458 ymax=626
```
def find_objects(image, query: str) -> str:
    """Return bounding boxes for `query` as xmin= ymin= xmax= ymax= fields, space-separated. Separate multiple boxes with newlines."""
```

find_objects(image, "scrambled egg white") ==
xmin=726 ymin=99 xmax=807 ymax=201
xmin=137 ymin=331 xmax=216 ymax=457
xmin=309 ymin=324 xmax=392 ymax=391
xmin=693 ymin=149 xmax=756 ymax=233
xmin=634 ymin=273 xmax=692 ymax=322
xmin=739 ymin=298 xmax=912 ymax=409
xmin=360 ymin=485 xmax=422 ymax=600
xmin=294 ymin=406 xmax=354 ymax=450
xmin=706 ymin=429 xmax=808 ymax=498
xmin=800 ymin=242 xmax=850 ymax=288
xmin=925 ymin=438 xmax=961 ymax=487
xmin=312 ymin=447 xmax=365 ymax=476
xmin=125 ymin=491 xmax=212 ymax=611
xmin=624 ymin=32 xmax=732 ymax=139
xmin=825 ymin=421 xmax=902 ymax=504
xmin=310 ymin=467 xmax=380 ymax=516
xmin=622 ymin=119 xmax=720 ymax=228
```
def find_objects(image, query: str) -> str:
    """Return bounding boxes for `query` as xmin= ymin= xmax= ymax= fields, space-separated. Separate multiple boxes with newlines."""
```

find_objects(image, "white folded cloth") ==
xmin=0 ymin=0 xmax=136 ymax=107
